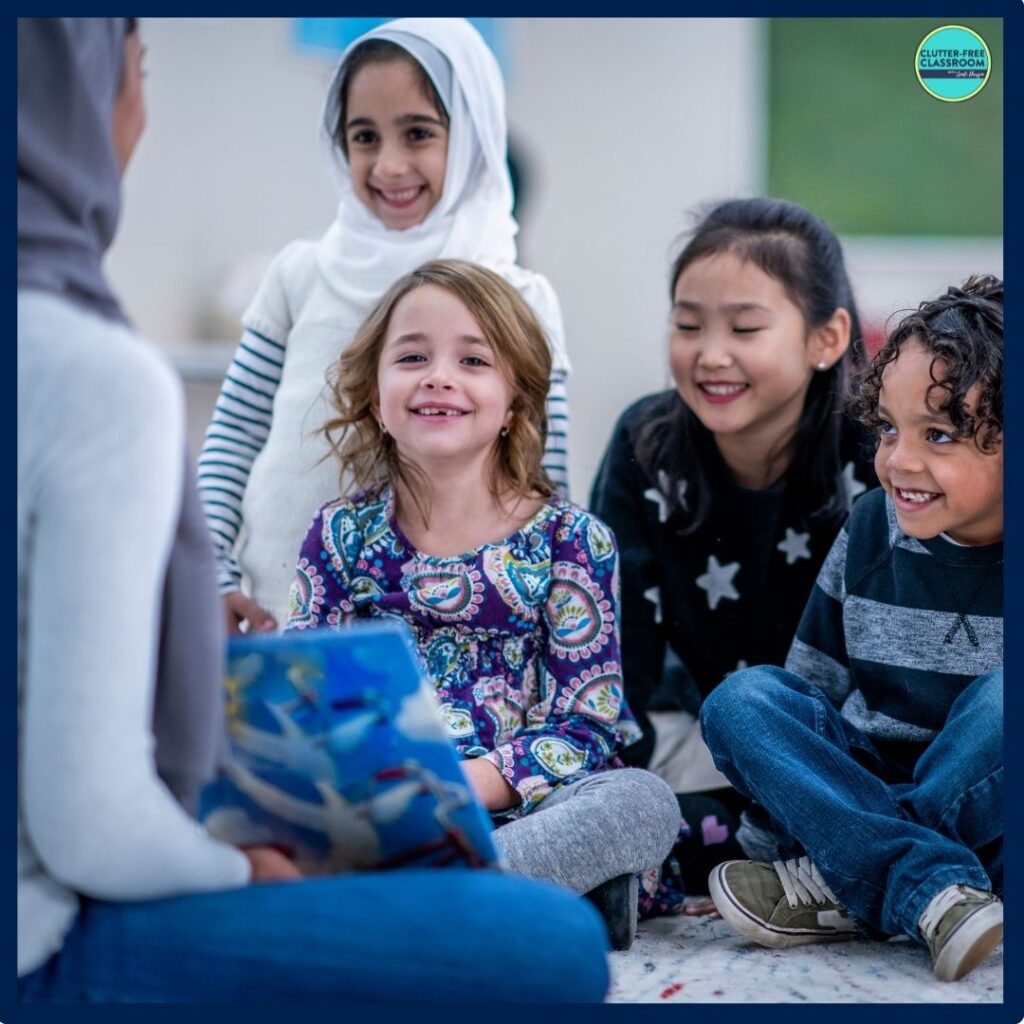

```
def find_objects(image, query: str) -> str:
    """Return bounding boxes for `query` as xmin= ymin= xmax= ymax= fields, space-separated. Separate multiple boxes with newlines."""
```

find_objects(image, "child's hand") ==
xmin=461 ymin=757 xmax=521 ymax=812
xmin=224 ymin=592 xmax=277 ymax=635
xmin=241 ymin=845 xmax=303 ymax=883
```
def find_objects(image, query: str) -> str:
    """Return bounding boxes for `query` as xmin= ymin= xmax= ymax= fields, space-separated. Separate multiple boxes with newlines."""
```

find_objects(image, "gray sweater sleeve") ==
xmin=785 ymin=523 xmax=853 ymax=708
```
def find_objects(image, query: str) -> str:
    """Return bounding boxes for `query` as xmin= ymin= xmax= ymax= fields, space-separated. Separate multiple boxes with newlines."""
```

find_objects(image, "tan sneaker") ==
xmin=709 ymin=856 xmax=859 ymax=948
xmin=919 ymin=885 xmax=1003 ymax=982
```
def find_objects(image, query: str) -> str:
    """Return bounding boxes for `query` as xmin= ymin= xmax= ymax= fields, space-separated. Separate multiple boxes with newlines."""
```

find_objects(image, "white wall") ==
xmin=106 ymin=17 xmax=764 ymax=498
xmin=107 ymin=19 xmax=339 ymax=344
xmin=107 ymin=18 xmax=1000 ymax=499
xmin=843 ymin=237 xmax=1003 ymax=335
xmin=502 ymin=19 xmax=765 ymax=497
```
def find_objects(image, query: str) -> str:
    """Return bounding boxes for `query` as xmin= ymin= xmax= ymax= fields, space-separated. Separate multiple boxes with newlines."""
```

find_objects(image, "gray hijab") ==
xmin=18 ymin=18 xmax=224 ymax=812
xmin=17 ymin=18 xmax=127 ymax=322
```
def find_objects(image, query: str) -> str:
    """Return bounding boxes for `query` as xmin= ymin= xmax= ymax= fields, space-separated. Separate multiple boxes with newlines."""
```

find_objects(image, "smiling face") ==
xmin=874 ymin=338 xmax=1003 ymax=546
xmin=669 ymin=251 xmax=826 ymax=465
xmin=372 ymin=284 xmax=513 ymax=473
xmin=344 ymin=57 xmax=448 ymax=231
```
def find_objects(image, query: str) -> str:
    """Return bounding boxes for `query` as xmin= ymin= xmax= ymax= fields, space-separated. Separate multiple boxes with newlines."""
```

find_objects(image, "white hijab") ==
xmin=313 ymin=17 xmax=569 ymax=371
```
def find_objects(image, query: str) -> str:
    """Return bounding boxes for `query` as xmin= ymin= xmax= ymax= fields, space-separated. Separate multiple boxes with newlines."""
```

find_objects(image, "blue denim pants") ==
xmin=700 ymin=666 xmax=1002 ymax=940
xmin=18 ymin=869 xmax=609 ymax=1003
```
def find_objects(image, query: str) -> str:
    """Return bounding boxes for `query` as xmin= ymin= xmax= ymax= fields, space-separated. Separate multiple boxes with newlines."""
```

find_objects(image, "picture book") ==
xmin=199 ymin=620 xmax=500 ymax=875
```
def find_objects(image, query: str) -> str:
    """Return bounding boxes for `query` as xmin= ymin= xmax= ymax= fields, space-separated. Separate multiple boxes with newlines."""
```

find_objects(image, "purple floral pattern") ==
xmin=287 ymin=486 xmax=641 ymax=814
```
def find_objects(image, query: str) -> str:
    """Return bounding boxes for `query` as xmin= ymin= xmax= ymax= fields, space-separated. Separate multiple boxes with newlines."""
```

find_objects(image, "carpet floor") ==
xmin=606 ymin=907 xmax=1003 ymax=1003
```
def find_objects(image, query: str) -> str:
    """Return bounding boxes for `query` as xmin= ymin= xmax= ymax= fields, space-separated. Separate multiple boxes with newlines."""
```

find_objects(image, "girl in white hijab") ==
xmin=198 ymin=18 xmax=571 ymax=633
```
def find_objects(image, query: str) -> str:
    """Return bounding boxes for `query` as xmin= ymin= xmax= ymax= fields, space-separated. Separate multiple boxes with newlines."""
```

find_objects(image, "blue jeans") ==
xmin=18 ymin=870 xmax=609 ymax=1003
xmin=700 ymin=666 xmax=1002 ymax=940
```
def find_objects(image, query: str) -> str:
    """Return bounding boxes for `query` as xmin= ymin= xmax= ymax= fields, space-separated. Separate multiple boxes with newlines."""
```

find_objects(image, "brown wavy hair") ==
xmin=849 ymin=274 xmax=1003 ymax=454
xmin=321 ymin=259 xmax=553 ymax=525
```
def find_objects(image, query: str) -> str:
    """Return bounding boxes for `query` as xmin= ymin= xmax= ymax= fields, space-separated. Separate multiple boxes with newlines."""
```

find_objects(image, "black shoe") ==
xmin=585 ymin=873 xmax=638 ymax=951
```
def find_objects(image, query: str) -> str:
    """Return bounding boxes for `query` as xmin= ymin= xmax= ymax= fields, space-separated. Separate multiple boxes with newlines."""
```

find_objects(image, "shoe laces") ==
xmin=772 ymin=856 xmax=842 ymax=909
xmin=918 ymin=884 xmax=992 ymax=941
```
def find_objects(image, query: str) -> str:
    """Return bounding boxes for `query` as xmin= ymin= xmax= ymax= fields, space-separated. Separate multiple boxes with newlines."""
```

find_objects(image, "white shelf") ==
xmin=163 ymin=340 xmax=236 ymax=382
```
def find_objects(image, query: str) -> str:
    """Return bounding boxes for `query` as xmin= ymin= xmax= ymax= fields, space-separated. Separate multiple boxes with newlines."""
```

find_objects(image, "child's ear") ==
xmin=370 ymin=387 xmax=381 ymax=420
xmin=810 ymin=307 xmax=852 ymax=371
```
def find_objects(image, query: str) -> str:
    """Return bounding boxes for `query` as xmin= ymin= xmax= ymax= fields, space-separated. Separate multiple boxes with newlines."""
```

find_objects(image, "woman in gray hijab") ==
xmin=17 ymin=18 xmax=609 ymax=1003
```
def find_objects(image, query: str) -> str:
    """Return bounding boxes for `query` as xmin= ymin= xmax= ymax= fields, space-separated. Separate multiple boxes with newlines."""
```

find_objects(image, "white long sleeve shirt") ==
xmin=17 ymin=292 xmax=250 ymax=977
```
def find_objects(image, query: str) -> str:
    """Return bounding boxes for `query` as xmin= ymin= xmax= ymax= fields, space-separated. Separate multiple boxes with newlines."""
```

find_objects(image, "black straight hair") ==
xmin=636 ymin=196 xmax=866 ymax=535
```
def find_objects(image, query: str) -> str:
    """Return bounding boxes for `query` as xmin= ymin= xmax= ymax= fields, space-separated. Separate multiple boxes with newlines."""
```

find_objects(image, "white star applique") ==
xmin=696 ymin=556 xmax=740 ymax=611
xmin=777 ymin=527 xmax=812 ymax=565
xmin=643 ymin=485 xmax=670 ymax=523
xmin=644 ymin=586 xmax=663 ymax=624
xmin=644 ymin=471 xmax=689 ymax=523
xmin=841 ymin=461 xmax=867 ymax=505
xmin=676 ymin=479 xmax=689 ymax=512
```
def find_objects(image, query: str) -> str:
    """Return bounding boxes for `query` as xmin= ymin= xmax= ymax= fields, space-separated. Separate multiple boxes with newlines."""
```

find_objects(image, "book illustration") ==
xmin=199 ymin=622 xmax=500 ymax=874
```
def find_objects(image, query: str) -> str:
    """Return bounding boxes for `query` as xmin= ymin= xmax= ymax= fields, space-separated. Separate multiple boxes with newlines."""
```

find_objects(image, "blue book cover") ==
xmin=199 ymin=620 xmax=500 ymax=874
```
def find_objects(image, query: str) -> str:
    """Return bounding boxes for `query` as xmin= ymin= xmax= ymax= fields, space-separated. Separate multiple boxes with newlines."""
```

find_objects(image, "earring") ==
xmin=379 ymin=420 xmax=388 ymax=435
xmin=816 ymin=361 xmax=829 ymax=371
xmin=500 ymin=426 xmax=510 ymax=438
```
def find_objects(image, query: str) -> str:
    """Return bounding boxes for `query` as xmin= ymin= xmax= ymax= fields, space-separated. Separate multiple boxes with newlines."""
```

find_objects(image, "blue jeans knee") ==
xmin=905 ymin=668 xmax=1003 ymax=853
xmin=948 ymin=667 xmax=1002 ymax=739
xmin=701 ymin=666 xmax=813 ymax=746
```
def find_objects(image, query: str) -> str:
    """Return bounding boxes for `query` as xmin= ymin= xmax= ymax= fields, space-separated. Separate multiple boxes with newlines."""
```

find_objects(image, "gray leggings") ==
xmin=493 ymin=768 xmax=681 ymax=893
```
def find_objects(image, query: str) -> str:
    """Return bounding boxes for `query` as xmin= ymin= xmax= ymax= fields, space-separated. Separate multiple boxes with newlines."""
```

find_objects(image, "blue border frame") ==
xmin=9 ymin=9 xmax=1017 ymax=1022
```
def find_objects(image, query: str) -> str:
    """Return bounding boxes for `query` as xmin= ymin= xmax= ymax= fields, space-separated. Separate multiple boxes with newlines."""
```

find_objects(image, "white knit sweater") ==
xmin=17 ymin=292 xmax=249 ymax=977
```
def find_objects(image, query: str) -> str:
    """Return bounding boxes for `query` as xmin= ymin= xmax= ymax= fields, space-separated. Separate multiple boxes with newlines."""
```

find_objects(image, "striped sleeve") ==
xmin=785 ymin=524 xmax=853 ymax=706
xmin=196 ymin=328 xmax=285 ymax=592
xmin=542 ymin=369 xmax=570 ymax=497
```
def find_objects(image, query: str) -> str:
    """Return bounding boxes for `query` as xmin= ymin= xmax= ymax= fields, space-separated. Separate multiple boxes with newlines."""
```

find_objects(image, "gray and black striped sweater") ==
xmin=786 ymin=487 xmax=1002 ymax=769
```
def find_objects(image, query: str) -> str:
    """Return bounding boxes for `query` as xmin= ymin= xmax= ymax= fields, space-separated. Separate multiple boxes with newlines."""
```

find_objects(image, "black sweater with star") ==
xmin=590 ymin=390 xmax=877 ymax=768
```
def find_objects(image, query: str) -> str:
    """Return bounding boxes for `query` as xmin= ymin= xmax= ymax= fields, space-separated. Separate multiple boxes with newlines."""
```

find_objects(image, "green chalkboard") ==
xmin=767 ymin=18 xmax=1002 ymax=237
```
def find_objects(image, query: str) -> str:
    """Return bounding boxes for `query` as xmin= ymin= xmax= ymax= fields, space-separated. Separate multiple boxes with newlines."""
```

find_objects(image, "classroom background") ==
xmin=106 ymin=17 xmax=1003 ymax=501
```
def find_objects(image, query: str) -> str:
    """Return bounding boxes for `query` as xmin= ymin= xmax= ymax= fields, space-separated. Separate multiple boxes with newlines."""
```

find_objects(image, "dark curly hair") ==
xmin=850 ymin=274 xmax=1003 ymax=454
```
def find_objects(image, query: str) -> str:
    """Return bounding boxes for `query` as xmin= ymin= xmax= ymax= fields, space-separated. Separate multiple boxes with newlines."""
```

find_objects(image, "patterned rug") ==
xmin=607 ymin=907 xmax=1003 ymax=1003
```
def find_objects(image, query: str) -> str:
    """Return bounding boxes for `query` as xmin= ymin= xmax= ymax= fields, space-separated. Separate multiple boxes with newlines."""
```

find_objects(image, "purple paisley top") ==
xmin=286 ymin=485 xmax=642 ymax=815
